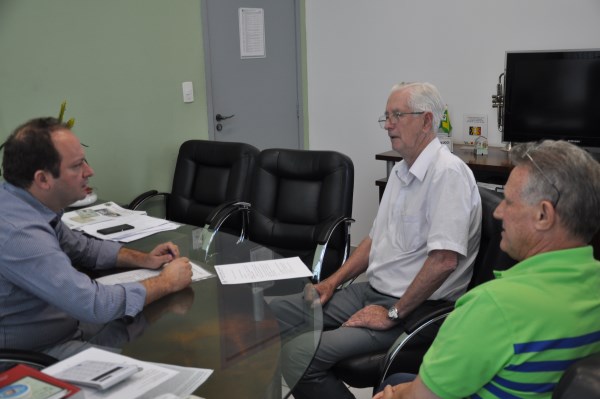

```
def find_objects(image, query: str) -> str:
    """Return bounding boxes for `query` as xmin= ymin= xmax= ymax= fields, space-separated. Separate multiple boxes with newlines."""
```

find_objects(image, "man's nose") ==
xmin=83 ymin=161 xmax=94 ymax=177
xmin=492 ymin=201 xmax=503 ymax=220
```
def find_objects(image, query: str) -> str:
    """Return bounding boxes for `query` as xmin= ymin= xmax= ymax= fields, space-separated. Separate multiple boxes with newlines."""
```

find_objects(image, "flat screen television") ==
xmin=503 ymin=49 xmax=600 ymax=151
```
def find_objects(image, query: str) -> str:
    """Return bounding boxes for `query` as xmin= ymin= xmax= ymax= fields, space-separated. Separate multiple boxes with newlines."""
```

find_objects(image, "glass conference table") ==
xmin=109 ymin=224 xmax=322 ymax=398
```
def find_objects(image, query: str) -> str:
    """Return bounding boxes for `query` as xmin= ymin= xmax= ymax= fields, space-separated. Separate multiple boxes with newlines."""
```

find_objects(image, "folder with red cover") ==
xmin=0 ymin=364 xmax=82 ymax=398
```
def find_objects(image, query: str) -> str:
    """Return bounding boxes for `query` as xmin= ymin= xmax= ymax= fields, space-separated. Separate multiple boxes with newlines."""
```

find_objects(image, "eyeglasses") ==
xmin=378 ymin=111 xmax=425 ymax=129
xmin=524 ymin=152 xmax=561 ymax=208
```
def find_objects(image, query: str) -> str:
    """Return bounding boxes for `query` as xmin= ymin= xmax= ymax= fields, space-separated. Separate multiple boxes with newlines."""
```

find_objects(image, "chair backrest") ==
xmin=247 ymin=148 xmax=354 ymax=279
xmin=591 ymin=227 xmax=600 ymax=260
xmin=468 ymin=187 xmax=517 ymax=289
xmin=552 ymin=353 xmax=600 ymax=399
xmin=168 ymin=140 xmax=259 ymax=227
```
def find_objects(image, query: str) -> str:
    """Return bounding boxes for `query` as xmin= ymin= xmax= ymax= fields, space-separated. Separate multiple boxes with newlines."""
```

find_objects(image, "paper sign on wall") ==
xmin=239 ymin=8 xmax=266 ymax=59
xmin=463 ymin=114 xmax=488 ymax=145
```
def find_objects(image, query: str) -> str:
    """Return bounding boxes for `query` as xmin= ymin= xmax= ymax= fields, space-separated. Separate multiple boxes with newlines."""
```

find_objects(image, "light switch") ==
xmin=182 ymin=81 xmax=194 ymax=103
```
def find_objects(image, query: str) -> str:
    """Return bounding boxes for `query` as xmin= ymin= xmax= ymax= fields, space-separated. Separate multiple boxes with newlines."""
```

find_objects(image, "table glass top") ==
xmin=103 ymin=225 xmax=323 ymax=398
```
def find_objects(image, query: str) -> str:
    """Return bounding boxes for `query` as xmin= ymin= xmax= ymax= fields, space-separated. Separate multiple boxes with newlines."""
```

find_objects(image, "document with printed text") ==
xmin=62 ymin=202 xmax=181 ymax=242
xmin=214 ymin=256 xmax=312 ymax=284
xmin=96 ymin=262 xmax=213 ymax=285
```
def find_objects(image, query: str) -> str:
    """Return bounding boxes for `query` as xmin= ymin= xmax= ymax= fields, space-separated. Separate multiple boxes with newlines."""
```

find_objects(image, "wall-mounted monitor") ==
xmin=503 ymin=49 xmax=600 ymax=151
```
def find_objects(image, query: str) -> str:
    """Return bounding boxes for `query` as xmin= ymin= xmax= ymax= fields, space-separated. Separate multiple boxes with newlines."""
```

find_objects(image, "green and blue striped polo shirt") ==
xmin=419 ymin=246 xmax=600 ymax=399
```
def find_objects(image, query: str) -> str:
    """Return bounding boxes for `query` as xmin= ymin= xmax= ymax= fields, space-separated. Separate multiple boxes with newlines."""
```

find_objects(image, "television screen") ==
xmin=503 ymin=49 xmax=600 ymax=150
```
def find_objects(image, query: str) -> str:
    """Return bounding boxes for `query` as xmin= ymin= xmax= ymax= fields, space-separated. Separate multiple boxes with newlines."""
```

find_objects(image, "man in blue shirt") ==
xmin=0 ymin=117 xmax=193 ymax=351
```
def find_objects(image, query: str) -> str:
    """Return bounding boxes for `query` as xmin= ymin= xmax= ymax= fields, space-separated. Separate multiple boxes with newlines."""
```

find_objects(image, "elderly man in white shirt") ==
xmin=270 ymin=82 xmax=482 ymax=399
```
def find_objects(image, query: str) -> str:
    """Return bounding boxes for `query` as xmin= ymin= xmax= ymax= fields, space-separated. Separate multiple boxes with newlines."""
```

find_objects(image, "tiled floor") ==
xmin=286 ymin=386 xmax=372 ymax=399
xmin=349 ymin=386 xmax=373 ymax=399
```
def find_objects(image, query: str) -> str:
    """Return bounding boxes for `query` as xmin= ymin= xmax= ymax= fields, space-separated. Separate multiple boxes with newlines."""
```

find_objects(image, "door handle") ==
xmin=216 ymin=113 xmax=235 ymax=122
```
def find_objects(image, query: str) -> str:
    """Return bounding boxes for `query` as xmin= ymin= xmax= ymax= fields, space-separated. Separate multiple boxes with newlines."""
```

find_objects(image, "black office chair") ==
xmin=333 ymin=186 xmax=517 ymax=390
xmin=552 ymin=352 xmax=600 ymax=398
xmin=204 ymin=148 xmax=354 ymax=284
xmin=128 ymin=140 xmax=259 ymax=229
xmin=591 ymin=227 xmax=600 ymax=261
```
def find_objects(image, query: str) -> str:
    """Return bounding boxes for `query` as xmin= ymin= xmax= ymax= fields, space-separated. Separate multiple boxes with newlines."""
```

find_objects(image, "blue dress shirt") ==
xmin=0 ymin=182 xmax=146 ymax=350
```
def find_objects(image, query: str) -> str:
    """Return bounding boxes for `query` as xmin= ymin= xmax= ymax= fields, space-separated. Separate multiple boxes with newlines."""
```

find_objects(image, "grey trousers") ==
xmin=269 ymin=282 xmax=405 ymax=399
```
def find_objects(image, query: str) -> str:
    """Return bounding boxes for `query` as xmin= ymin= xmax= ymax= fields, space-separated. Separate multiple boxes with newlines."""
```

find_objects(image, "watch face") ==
xmin=388 ymin=306 xmax=398 ymax=320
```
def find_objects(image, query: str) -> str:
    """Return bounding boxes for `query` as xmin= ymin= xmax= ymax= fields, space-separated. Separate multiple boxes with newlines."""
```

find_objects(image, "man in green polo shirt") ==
xmin=374 ymin=140 xmax=600 ymax=399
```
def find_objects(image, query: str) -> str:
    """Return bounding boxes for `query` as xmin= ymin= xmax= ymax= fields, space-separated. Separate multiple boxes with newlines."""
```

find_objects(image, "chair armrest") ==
xmin=552 ymin=352 xmax=600 ymax=399
xmin=378 ymin=301 xmax=454 ymax=386
xmin=205 ymin=201 xmax=251 ymax=231
xmin=127 ymin=190 xmax=169 ymax=210
xmin=0 ymin=349 xmax=58 ymax=369
xmin=201 ymin=201 xmax=251 ymax=253
xmin=316 ymin=216 xmax=355 ymax=245
xmin=311 ymin=217 xmax=355 ymax=282
xmin=403 ymin=301 xmax=455 ymax=334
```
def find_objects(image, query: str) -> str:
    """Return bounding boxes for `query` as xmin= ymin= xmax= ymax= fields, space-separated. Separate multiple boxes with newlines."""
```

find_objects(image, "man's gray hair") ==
xmin=390 ymin=82 xmax=445 ymax=134
xmin=512 ymin=140 xmax=600 ymax=242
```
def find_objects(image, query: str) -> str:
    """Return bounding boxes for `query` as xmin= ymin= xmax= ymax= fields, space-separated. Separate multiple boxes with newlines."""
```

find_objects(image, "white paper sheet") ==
xmin=96 ymin=262 xmax=213 ymax=285
xmin=214 ymin=256 xmax=311 ymax=284
xmin=239 ymin=8 xmax=266 ymax=58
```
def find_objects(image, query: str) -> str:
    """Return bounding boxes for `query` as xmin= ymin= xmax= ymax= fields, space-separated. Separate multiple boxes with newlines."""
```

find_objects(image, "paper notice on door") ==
xmin=239 ymin=8 xmax=266 ymax=58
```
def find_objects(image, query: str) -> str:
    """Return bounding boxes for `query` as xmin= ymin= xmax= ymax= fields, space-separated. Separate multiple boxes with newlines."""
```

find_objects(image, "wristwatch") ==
xmin=387 ymin=305 xmax=400 ymax=321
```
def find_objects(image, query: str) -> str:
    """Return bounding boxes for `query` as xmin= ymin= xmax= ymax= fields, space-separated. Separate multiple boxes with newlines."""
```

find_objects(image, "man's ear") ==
xmin=534 ymin=200 xmax=556 ymax=231
xmin=32 ymin=170 xmax=52 ymax=190
xmin=423 ymin=112 xmax=434 ymax=133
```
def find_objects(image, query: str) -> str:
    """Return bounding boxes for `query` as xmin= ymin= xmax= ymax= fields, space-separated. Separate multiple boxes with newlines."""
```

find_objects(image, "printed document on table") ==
xmin=62 ymin=202 xmax=145 ymax=230
xmin=96 ymin=261 xmax=214 ymax=285
xmin=43 ymin=347 xmax=213 ymax=399
xmin=214 ymin=256 xmax=311 ymax=284
xmin=62 ymin=202 xmax=180 ymax=242
xmin=80 ymin=214 xmax=180 ymax=242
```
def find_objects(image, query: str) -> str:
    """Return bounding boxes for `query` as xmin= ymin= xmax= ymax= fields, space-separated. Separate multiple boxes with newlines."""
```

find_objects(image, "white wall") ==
xmin=305 ymin=0 xmax=600 ymax=244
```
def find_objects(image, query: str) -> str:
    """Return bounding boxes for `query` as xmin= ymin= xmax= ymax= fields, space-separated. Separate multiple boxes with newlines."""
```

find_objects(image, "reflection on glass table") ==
xmin=58 ymin=226 xmax=323 ymax=399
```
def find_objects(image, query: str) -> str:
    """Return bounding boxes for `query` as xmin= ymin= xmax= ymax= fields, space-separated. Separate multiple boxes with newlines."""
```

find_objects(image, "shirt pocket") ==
xmin=398 ymin=212 xmax=426 ymax=251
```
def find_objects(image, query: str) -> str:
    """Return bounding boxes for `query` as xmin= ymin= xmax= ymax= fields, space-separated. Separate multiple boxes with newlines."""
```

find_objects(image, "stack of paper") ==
xmin=62 ymin=202 xmax=180 ymax=242
xmin=43 ymin=347 xmax=212 ymax=399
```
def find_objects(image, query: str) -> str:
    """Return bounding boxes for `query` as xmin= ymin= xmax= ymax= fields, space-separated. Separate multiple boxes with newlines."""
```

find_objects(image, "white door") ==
xmin=202 ymin=0 xmax=303 ymax=149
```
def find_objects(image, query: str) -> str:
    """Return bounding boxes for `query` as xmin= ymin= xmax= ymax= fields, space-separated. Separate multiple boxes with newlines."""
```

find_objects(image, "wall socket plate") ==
xmin=182 ymin=81 xmax=194 ymax=103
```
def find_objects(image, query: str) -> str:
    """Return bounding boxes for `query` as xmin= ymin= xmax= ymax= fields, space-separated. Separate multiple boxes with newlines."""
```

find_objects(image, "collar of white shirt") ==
xmin=396 ymin=138 xmax=442 ymax=184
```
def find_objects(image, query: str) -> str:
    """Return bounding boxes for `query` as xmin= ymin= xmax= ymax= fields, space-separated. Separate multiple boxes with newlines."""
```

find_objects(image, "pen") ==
xmin=167 ymin=248 xmax=176 ymax=260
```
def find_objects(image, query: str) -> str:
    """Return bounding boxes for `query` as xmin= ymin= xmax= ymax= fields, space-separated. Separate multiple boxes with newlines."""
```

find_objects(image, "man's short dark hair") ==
xmin=1 ymin=117 xmax=69 ymax=188
xmin=512 ymin=140 xmax=600 ymax=242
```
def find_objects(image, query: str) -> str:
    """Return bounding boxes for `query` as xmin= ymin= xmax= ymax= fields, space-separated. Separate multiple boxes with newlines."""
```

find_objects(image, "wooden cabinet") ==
xmin=375 ymin=145 xmax=514 ymax=201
